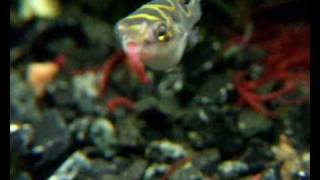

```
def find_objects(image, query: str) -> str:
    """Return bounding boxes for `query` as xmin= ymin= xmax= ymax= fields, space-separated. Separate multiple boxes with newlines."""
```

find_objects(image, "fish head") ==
xmin=115 ymin=19 xmax=188 ymax=70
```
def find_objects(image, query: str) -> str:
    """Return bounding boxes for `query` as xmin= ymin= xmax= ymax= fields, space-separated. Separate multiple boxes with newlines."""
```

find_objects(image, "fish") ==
xmin=114 ymin=0 xmax=202 ymax=71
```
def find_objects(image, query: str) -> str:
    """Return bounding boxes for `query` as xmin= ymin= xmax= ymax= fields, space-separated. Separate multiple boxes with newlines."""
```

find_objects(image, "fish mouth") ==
xmin=124 ymin=42 xmax=150 ymax=83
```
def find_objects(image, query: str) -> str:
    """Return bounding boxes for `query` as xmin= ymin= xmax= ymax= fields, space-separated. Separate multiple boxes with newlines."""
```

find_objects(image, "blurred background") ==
xmin=10 ymin=0 xmax=309 ymax=179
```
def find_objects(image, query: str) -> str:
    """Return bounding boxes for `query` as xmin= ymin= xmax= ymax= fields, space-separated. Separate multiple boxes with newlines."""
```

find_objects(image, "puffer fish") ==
xmin=115 ymin=0 xmax=202 ymax=71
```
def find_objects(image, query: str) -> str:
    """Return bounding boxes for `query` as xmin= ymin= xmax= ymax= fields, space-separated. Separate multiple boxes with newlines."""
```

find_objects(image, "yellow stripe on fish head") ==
xmin=114 ymin=0 xmax=202 ymax=70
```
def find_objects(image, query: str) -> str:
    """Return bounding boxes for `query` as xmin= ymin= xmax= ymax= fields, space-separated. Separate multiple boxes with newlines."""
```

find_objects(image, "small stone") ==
xmin=145 ymin=140 xmax=188 ymax=162
xmin=89 ymin=118 xmax=117 ymax=158
xmin=116 ymin=115 xmax=144 ymax=146
xmin=272 ymin=134 xmax=304 ymax=180
xmin=73 ymin=72 xmax=99 ymax=99
xmin=143 ymin=163 xmax=169 ymax=180
xmin=294 ymin=170 xmax=309 ymax=180
xmin=31 ymin=109 xmax=70 ymax=166
xmin=19 ymin=0 xmax=61 ymax=20
xmin=135 ymin=96 xmax=182 ymax=120
xmin=301 ymin=152 xmax=310 ymax=171
xmin=75 ymin=156 xmax=131 ymax=179
xmin=158 ymin=96 xmax=182 ymax=117
xmin=10 ymin=72 xmax=41 ymax=124
xmin=120 ymin=159 xmax=148 ymax=180
xmin=218 ymin=160 xmax=249 ymax=178
xmin=47 ymin=78 xmax=74 ymax=106
xmin=10 ymin=123 xmax=34 ymax=156
xmin=192 ymin=148 xmax=220 ymax=174
xmin=262 ymin=166 xmax=281 ymax=180
xmin=69 ymin=117 xmax=91 ymax=142
xmin=170 ymin=163 xmax=205 ymax=180
xmin=241 ymin=139 xmax=273 ymax=164
xmin=48 ymin=151 xmax=91 ymax=180
xmin=238 ymin=110 xmax=272 ymax=138
xmin=198 ymin=74 xmax=234 ymax=105
xmin=72 ymin=72 xmax=103 ymax=114
xmin=187 ymin=131 xmax=205 ymax=148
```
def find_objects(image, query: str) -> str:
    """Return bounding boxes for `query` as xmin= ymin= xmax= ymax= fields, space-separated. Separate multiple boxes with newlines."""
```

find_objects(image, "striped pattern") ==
xmin=120 ymin=0 xmax=195 ymax=31
xmin=125 ymin=0 xmax=176 ymax=22
xmin=116 ymin=0 xmax=202 ymax=35
xmin=115 ymin=0 xmax=202 ymax=71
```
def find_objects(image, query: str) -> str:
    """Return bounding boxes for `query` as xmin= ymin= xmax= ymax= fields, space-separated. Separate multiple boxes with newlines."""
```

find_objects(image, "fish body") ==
xmin=115 ymin=0 xmax=202 ymax=70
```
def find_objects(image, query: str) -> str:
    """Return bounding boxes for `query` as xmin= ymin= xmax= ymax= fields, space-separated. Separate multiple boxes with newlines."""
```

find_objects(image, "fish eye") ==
xmin=155 ymin=23 xmax=170 ymax=42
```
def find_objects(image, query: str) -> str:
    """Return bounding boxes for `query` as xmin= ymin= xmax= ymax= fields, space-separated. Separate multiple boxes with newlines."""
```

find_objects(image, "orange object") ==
xmin=27 ymin=54 xmax=66 ymax=98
